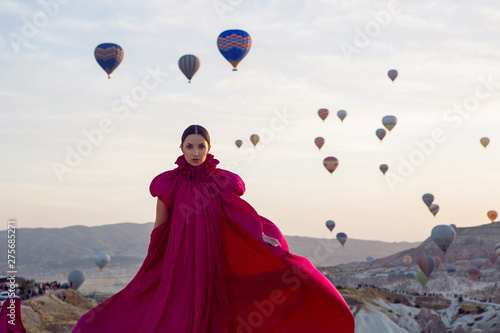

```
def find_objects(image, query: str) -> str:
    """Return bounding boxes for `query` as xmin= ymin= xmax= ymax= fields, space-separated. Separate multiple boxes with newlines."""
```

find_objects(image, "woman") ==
xmin=73 ymin=125 xmax=355 ymax=333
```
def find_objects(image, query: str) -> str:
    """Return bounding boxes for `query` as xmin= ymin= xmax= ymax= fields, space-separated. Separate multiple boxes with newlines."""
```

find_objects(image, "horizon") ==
xmin=2 ymin=220 xmax=499 ymax=244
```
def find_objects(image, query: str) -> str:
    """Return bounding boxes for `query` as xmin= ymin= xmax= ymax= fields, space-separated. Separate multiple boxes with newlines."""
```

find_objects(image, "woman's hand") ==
xmin=262 ymin=234 xmax=280 ymax=247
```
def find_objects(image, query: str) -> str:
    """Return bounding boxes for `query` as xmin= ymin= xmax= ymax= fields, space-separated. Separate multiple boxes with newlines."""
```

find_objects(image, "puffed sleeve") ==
xmin=149 ymin=170 xmax=178 ymax=207
xmin=212 ymin=169 xmax=245 ymax=196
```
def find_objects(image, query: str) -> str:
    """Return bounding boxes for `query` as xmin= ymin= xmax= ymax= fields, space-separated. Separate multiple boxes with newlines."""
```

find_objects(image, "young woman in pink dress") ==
xmin=73 ymin=124 xmax=355 ymax=333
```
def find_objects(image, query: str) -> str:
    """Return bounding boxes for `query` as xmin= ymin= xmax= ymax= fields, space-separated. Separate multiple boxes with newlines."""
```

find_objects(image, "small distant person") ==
xmin=73 ymin=125 xmax=355 ymax=333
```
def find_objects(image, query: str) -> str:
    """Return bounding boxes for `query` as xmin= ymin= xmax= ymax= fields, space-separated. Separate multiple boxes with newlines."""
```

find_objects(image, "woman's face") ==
xmin=181 ymin=134 xmax=211 ymax=167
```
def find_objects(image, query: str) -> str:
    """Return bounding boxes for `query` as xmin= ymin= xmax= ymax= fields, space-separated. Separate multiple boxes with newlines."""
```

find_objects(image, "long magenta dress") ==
xmin=73 ymin=154 xmax=355 ymax=333
xmin=0 ymin=298 xmax=27 ymax=333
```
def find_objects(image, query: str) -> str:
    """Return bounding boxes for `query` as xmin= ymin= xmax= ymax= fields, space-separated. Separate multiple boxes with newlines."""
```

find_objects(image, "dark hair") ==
xmin=181 ymin=125 xmax=210 ymax=145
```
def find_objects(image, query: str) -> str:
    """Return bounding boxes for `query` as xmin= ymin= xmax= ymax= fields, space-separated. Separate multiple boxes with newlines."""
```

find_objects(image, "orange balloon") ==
xmin=323 ymin=157 xmax=339 ymax=174
xmin=487 ymin=210 xmax=497 ymax=222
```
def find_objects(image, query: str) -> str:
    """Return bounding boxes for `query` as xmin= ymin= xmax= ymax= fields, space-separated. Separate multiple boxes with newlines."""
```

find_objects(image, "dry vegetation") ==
xmin=20 ymin=289 xmax=94 ymax=333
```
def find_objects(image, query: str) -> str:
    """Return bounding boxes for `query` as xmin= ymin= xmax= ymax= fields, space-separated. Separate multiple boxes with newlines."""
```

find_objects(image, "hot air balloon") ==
xmin=315 ymin=137 xmax=325 ymax=150
xmin=417 ymin=255 xmax=434 ymax=278
xmin=446 ymin=266 xmax=456 ymax=274
xmin=318 ymin=108 xmax=329 ymax=122
xmin=382 ymin=115 xmax=397 ymax=132
xmin=488 ymin=252 xmax=498 ymax=264
xmin=422 ymin=193 xmax=434 ymax=207
xmin=337 ymin=110 xmax=347 ymax=122
xmin=480 ymin=137 xmax=490 ymax=148
xmin=388 ymin=69 xmax=398 ymax=82
xmin=433 ymin=256 xmax=441 ymax=269
xmin=336 ymin=232 xmax=347 ymax=247
xmin=325 ymin=220 xmax=335 ymax=232
xmin=405 ymin=271 xmax=417 ymax=279
xmin=250 ymin=134 xmax=259 ymax=147
xmin=366 ymin=256 xmax=374 ymax=263
xmin=403 ymin=255 xmax=412 ymax=268
xmin=429 ymin=204 xmax=439 ymax=217
xmin=68 ymin=270 xmax=86 ymax=290
xmin=472 ymin=258 xmax=484 ymax=269
xmin=95 ymin=253 xmax=110 ymax=271
xmin=431 ymin=225 xmax=455 ymax=253
xmin=94 ymin=43 xmax=124 ymax=78
xmin=496 ymin=243 xmax=500 ymax=255
xmin=323 ymin=157 xmax=339 ymax=174
xmin=468 ymin=267 xmax=480 ymax=281
xmin=379 ymin=164 xmax=388 ymax=175
xmin=395 ymin=266 xmax=405 ymax=274
xmin=416 ymin=270 xmax=428 ymax=287
xmin=217 ymin=29 xmax=251 ymax=71
xmin=376 ymin=128 xmax=386 ymax=142
xmin=235 ymin=140 xmax=242 ymax=149
xmin=178 ymin=54 xmax=200 ymax=83
xmin=487 ymin=210 xmax=498 ymax=222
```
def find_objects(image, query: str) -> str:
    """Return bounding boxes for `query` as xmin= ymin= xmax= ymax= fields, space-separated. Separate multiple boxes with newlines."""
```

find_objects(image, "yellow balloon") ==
xmin=487 ymin=210 xmax=498 ymax=222
xmin=250 ymin=134 xmax=259 ymax=146
xmin=403 ymin=255 xmax=412 ymax=268
xmin=480 ymin=137 xmax=490 ymax=148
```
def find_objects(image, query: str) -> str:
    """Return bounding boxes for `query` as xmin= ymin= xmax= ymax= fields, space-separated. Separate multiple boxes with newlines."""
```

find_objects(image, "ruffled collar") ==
xmin=174 ymin=154 xmax=219 ymax=181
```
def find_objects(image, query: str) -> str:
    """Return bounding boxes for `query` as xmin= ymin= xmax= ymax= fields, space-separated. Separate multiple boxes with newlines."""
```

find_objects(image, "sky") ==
xmin=1 ymin=0 xmax=499 ymax=242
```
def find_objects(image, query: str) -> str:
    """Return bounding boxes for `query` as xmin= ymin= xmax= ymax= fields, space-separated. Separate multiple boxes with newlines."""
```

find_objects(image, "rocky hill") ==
xmin=332 ymin=222 xmax=500 ymax=282
xmin=371 ymin=222 xmax=500 ymax=269
xmin=4 ymin=222 xmax=500 ymax=332
xmin=12 ymin=286 xmax=500 ymax=333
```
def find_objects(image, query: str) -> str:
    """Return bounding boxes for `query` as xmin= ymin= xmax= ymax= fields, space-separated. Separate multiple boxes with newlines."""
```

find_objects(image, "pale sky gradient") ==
xmin=1 ymin=0 xmax=499 ymax=242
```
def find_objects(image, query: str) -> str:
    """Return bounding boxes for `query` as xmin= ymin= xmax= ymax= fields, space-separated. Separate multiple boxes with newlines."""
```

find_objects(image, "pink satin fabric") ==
xmin=0 ymin=297 xmax=27 ymax=333
xmin=73 ymin=154 xmax=354 ymax=333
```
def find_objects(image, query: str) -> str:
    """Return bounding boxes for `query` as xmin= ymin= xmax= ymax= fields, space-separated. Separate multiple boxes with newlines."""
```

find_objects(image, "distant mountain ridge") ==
xmin=0 ymin=222 xmax=420 ymax=278
xmin=367 ymin=222 xmax=500 ymax=268
xmin=334 ymin=222 xmax=500 ymax=280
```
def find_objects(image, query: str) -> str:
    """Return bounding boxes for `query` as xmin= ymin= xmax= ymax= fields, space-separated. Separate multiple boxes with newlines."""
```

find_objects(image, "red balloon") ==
xmin=323 ymin=157 xmax=339 ymax=174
